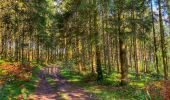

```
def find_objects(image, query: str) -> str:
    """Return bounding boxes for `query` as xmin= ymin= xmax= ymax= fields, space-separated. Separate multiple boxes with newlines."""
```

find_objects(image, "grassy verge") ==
xmin=46 ymin=75 xmax=57 ymax=87
xmin=0 ymin=65 xmax=42 ymax=100
xmin=60 ymin=68 xmax=163 ymax=100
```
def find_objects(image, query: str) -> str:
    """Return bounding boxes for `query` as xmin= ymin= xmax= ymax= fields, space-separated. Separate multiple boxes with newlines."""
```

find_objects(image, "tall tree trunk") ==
xmin=131 ymin=0 xmax=139 ymax=78
xmin=36 ymin=33 xmax=40 ymax=63
xmin=151 ymin=0 xmax=159 ymax=74
xmin=165 ymin=0 xmax=170 ymax=29
xmin=158 ymin=0 xmax=168 ymax=80
xmin=77 ymin=36 xmax=82 ymax=73
xmin=118 ymin=8 xmax=128 ymax=85
xmin=94 ymin=0 xmax=103 ymax=81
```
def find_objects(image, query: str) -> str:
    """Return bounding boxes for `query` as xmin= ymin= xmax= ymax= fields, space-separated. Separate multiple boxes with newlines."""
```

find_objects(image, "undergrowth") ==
xmin=60 ymin=67 xmax=164 ymax=100
xmin=0 ymin=61 xmax=42 ymax=100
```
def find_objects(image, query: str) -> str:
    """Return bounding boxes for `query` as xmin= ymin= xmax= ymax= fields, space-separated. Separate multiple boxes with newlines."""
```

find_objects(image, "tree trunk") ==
xmin=158 ymin=0 xmax=168 ymax=80
xmin=151 ymin=0 xmax=159 ymax=74
xmin=118 ymin=9 xmax=128 ymax=85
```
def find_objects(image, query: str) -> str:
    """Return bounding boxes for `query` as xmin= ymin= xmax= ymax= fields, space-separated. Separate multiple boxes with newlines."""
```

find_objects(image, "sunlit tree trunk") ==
xmin=94 ymin=0 xmax=103 ymax=81
xmin=118 ymin=5 xmax=128 ymax=85
xmin=131 ymin=0 xmax=139 ymax=78
xmin=151 ymin=0 xmax=159 ymax=74
xmin=158 ymin=0 xmax=168 ymax=80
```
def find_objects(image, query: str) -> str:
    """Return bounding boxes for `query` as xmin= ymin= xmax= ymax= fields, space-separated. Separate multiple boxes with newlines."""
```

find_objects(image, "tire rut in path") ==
xmin=29 ymin=71 xmax=61 ymax=100
xmin=29 ymin=67 xmax=95 ymax=100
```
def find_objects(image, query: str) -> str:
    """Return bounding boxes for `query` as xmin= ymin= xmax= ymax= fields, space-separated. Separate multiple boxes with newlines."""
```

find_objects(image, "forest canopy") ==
xmin=0 ymin=0 xmax=170 ymax=99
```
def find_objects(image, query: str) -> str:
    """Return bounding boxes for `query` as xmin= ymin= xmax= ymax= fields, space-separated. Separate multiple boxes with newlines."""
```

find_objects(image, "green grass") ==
xmin=60 ymin=69 xmax=83 ymax=82
xmin=0 ymin=60 xmax=6 ymax=64
xmin=60 ymin=68 xmax=163 ymax=100
xmin=46 ymin=75 xmax=56 ymax=86
xmin=0 ymin=66 xmax=41 ymax=100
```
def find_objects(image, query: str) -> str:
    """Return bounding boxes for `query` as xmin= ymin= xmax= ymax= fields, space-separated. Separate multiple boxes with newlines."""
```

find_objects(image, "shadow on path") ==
xmin=29 ymin=66 xmax=96 ymax=100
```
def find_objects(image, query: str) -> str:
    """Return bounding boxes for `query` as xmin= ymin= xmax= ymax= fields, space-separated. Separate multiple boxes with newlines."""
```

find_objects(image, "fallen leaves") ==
xmin=0 ymin=62 xmax=34 ymax=83
xmin=145 ymin=80 xmax=170 ymax=100
xmin=160 ymin=80 xmax=170 ymax=100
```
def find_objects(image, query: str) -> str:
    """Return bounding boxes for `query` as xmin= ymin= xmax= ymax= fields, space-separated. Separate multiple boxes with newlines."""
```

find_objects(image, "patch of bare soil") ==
xmin=28 ymin=67 xmax=95 ymax=100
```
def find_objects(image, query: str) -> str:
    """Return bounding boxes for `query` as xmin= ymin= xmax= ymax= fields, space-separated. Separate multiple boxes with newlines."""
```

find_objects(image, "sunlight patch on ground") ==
xmin=60 ymin=93 xmax=70 ymax=100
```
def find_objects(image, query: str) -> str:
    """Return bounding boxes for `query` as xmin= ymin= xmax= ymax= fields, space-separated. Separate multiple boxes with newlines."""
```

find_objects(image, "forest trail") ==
xmin=29 ymin=66 xmax=95 ymax=100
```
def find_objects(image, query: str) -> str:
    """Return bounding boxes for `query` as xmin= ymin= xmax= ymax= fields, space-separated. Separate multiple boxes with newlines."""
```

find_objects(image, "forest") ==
xmin=0 ymin=0 xmax=170 ymax=100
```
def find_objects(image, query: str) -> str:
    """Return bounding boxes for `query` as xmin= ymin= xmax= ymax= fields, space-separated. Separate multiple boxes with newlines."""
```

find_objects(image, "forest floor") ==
xmin=58 ymin=68 xmax=169 ymax=100
xmin=0 ymin=61 xmax=169 ymax=100
xmin=28 ymin=67 xmax=95 ymax=100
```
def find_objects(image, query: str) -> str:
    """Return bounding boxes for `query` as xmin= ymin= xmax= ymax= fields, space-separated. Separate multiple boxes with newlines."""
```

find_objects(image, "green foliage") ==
xmin=0 ymin=0 xmax=170 ymax=99
xmin=0 ymin=60 xmax=5 ymax=65
xmin=0 ymin=66 xmax=40 ymax=100
xmin=60 ymin=67 xmax=83 ymax=82
xmin=59 ymin=67 xmax=164 ymax=100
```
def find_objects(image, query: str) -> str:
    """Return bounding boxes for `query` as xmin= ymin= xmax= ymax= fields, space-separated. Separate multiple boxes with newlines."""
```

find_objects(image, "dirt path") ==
xmin=29 ymin=67 xmax=95 ymax=100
